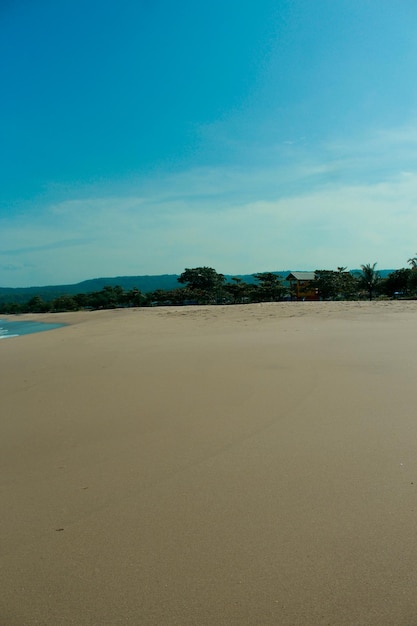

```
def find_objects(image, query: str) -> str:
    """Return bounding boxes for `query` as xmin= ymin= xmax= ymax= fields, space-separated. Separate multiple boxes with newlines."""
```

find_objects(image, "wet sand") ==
xmin=1 ymin=301 xmax=417 ymax=625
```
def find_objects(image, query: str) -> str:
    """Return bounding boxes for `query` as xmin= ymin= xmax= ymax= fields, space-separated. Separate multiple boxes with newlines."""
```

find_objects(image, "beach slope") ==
xmin=1 ymin=302 xmax=417 ymax=625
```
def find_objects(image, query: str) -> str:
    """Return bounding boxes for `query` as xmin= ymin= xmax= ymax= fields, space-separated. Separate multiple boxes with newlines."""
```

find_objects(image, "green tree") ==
xmin=51 ymin=295 xmax=78 ymax=311
xmin=315 ymin=268 xmax=358 ymax=301
xmin=252 ymin=272 xmax=287 ymax=301
xmin=359 ymin=263 xmax=380 ymax=300
xmin=408 ymin=270 xmax=417 ymax=295
xmin=74 ymin=293 xmax=90 ymax=309
xmin=314 ymin=270 xmax=339 ymax=300
xmin=407 ymin=254 xmax=417 ymax=269
xmin=337 ymin=268 xmax=359 ymax=300
xmin=95 ymin=287 xmax=112 ymax=308
xmin=0 ymin=301 xmax=23 ymax=314
xmin=224 ymin=277 xmax=250 ymax=304
xmin=25 ymin=295 xmax=50 ymax=313
xmin=381 ymin=268 xmax=411 ymax=298
xmin=123 ymin=288 xmax=145 ymax=307
xmin=406 ymin=254 xmax=417 ymax=295
xmin=178 ymin=267 xmax=225 ymax=303
xmin=167 ymin=287 xmax=192 ymax=305
xmin=146 ymin=289 xmax=174 ymax=306
xmin=88 ymin=286 xmax=124 ymax=309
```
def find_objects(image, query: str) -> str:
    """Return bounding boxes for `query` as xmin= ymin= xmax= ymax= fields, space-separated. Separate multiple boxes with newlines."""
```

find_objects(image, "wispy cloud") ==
xmin=0 ymin=238 xmax=93 ymax=256
xmin=0 ymin=263 xmax=21 ymax=271
xmin=1 ymin=122 xmax=416 ymax=286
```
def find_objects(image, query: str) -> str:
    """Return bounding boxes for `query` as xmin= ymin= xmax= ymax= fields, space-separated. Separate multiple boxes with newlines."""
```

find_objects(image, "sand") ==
xmin=1 ymin=301 xmax=417 ymax=625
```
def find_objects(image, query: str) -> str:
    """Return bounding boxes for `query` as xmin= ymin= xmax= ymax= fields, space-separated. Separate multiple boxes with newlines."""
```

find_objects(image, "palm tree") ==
xmin=407 ymin=254 xmax=417 ymax=269
xmin=359 ymin=263 xmax=380 ymax=300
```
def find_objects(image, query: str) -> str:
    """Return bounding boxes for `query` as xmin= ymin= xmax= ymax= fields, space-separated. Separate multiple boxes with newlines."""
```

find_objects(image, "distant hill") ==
xmin=0 ymin=269 xmax=395 ymax=304
xmin=0 ymin=274 xmax=181 ymax=304
xmin=0 ymin=272 xmax=290 ymax=304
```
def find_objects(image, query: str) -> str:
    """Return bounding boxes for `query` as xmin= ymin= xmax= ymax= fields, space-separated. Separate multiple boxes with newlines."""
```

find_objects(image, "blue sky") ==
xmin=1 ymin=0 xmax=417 ymax=287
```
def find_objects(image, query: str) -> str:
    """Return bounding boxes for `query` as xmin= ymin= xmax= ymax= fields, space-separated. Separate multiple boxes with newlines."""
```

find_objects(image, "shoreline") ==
xmin=4 ymin=297 xmax=417 ymax=326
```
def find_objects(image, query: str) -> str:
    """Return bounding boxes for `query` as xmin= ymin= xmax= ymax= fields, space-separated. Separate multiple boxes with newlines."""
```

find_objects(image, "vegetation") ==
xmin=1 ymin=256 xmax=416 ymax=314
xmin=251 ymin=272 xmax=288 ymax=302
xmin=358 ymin=263 xmax=380 ymax=301
xmin=178 ymin=267 xmax=226 ymax=303
xmin=314 ymin=268 xmax=358 ymax=301
xmin=224 ymin=277 xmax=248 ymax=304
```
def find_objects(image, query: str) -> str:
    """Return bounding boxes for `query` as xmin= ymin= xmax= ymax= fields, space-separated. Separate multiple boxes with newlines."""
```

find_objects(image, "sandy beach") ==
xmin=1 ymin=301 xmax=417 ymax=625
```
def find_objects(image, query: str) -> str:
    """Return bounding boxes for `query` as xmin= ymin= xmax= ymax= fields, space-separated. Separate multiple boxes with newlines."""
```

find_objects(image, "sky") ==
xmin=1 ymin=0 xmax=417 ymax=287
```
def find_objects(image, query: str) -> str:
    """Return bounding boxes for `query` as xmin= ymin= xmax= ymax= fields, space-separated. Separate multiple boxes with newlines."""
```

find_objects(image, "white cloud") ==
xmin=1 ymin=123 xmax=417 ymax=286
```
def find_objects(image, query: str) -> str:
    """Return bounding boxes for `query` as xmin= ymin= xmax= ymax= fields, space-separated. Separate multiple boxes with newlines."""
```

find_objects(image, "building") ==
xmin=286 ymin=272 xmax=318 ymax=301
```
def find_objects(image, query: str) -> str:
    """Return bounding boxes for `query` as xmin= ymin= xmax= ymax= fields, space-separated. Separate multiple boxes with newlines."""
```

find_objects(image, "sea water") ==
xmin=0 ymin=319 xmax=66 ymax=339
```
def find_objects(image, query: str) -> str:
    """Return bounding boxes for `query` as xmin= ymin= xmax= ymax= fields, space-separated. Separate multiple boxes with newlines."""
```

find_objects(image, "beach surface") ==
xmin=1 ymin=301 xmax=417 ymax=625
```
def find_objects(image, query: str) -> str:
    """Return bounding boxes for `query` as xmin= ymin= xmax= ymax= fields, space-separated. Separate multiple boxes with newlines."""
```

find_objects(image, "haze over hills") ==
xmin=0 ymin=270 xmax=395 ymax=305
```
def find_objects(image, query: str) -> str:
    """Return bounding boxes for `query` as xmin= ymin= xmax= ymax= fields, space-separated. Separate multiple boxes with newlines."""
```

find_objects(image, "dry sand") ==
xmin=1 ymin=301 xmax=417 ymax=625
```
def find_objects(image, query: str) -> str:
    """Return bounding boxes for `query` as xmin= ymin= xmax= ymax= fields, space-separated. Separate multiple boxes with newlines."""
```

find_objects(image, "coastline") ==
xmin=2 ymin=301 xmax=417 ymax=625
xmin=4 ymin=297 xmax=417 ymax=326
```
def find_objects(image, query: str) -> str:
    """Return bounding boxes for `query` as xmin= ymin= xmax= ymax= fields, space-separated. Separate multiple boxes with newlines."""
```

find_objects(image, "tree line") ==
xmin=1 ymin=257 xmax=416 ymax=314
